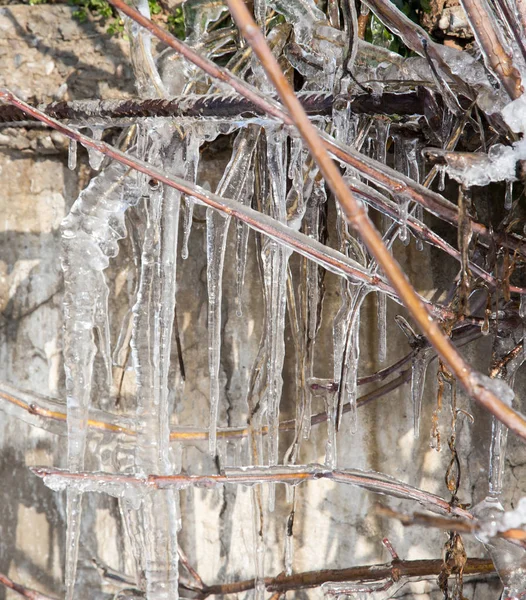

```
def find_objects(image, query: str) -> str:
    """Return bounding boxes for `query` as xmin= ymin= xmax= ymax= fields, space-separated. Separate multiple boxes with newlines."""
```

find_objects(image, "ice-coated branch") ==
xmin=222 ymin=0 xmax=526 ymax=441
xmin=32 ymin=464 xmax=473 ymax=518
xmin=0 ymin=91 xmax=440 ymax=123
xmin=376 ymin=505 xmax=526 ymax=544
xmin=101 ymin=0 xmax=526 ymax=262
xmin=457 ymin=0 xmax=523 ymax=99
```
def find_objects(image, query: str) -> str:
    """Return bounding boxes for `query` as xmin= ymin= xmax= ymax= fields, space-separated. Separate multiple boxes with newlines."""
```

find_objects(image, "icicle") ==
xmin=324 ymin=392 xmax=338 ymax=468
xmin=377 ymin=292 xmax=387 ymax=363
xmin=252 ymin=488 xmax=266 ymax=600
xmin=234 ymin=166 xmax=255 ymax=316
xmin=472 ymin=372 xmax=525 ymax=598
xmin=68 ymin=138 xmax=77 ymax=171
xmin=410 ymin=351 xmax=430 ymax=439
xmin=130 ymin=128 xmax=184 ymax=600
xmin=438 ymin=166 xmax=446 ymax=191
xmin=415 ymin=204 xmax=424 ymax=251
xmin=85 ymin=126 xmax=105 ymax=171
xmin=263 ymin=127 xmax=290 ymax=470
xmin=207 ymin=126 xmax=260 ymax=455
xmin=61 ymin=160 xmax=136 ymax=600
xmin=334 ymin=284 xmax=368 ymax=433
xmin=396 ymin=195 xmax=410 ymax=245
xmin=505 ymin=180 xmax=513 ymax=210
xmin=521 ymin=295 xmax=526 ymax=359
xmin=181 ymin=200 xmax=194 ymax=261
xmin=181 ymin=129 xmax=201 ymax=261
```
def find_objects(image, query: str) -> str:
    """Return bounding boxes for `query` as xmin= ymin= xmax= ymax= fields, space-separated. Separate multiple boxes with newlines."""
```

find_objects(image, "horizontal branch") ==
xmin=0 ymin=90 xmax=444 ymax=124
xmin=200 ymin=558 xmax=495 ymax=596
xmin=376 ymin=504 xmax=526 ymax=544
xmin=0 ymin=324 xmax=482 ymax=440
xmin=32 ymin=464 xmax=473 ymax=519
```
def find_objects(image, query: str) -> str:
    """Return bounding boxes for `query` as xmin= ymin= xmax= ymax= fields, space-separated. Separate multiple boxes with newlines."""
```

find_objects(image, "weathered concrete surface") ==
xmin=0 ymin=5 xmax=518 ymax=600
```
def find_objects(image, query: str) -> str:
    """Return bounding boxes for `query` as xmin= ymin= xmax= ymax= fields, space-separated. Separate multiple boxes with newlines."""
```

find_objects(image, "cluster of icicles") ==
xmin=48 ymin=0 xmax=526 ymax=597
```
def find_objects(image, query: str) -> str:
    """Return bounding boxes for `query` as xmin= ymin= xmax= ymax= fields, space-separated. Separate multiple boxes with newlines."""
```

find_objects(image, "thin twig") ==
xmin=0 ymin=573 xmax=57 ymax=600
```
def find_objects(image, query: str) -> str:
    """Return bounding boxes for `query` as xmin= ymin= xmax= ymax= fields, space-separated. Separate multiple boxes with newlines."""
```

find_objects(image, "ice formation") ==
xmin=16 ymin=0 xmax=526 ymax=595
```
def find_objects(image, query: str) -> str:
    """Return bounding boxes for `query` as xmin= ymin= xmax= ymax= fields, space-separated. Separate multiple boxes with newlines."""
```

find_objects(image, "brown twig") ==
xmin=0 ymin=573 xmax=57 ymax=600
xmin=222 ymin=0 xmax=526 ymax=441
xmin=198 ymin=558 xmax=495 ymax=596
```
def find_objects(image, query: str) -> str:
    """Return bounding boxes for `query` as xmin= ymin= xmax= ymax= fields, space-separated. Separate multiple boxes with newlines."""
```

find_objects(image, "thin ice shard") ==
xmin=377 ymin=292 xmax=387 ymax=363
xmin=207 ymin=125 xmax=260 ymax=455
xmin=410 ymin=350 xmax=430 ymax=439
xmin=262 ymin=126 xmax=290 ymax=469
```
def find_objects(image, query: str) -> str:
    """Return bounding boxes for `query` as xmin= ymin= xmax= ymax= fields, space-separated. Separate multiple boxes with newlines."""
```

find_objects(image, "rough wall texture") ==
xmin=0 ymin=5 xmax=520 ymax=600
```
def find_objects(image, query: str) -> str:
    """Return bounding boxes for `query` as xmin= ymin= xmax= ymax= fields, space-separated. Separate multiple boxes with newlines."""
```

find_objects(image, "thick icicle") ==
xmin=472 ymin=372 xmax=526 ymax=599
xmin=207 ymin=125 xmax=260 ymax=455
xmin=61 ymin=159 xmax=136 ymax=600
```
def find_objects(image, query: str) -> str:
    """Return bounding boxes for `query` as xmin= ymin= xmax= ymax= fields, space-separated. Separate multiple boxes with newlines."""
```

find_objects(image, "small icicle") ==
xmin=505 ymin=180 xmax=514 ymax=210
xmin=482 ymin=293 xmax=491 ymax=335
xmin=181 ymin=198 xmax=194 ymax=260
xmin=415 ymin=204 xmax=424 ymax=252
xmin=520 ymin=295 xmax=526 ymax=359
xmin=411 ymin=352 xmax=429 ymax=439
xmin=438 ymin=166 xmax=446 ymax=191
xmin=324 ymin=392 xmax=338 ymax=468
xmin=284 ymin=508 xmax=294 ymax=576
xmin=68 ymin=138 xmax=77 ymax=171
xmin=398 ymin=196 xmax=410 ymax=246
xmin=86 ymin=126 xmax=105 ymax=171
xmin=377 ymin=292 xmax=387 ymax=363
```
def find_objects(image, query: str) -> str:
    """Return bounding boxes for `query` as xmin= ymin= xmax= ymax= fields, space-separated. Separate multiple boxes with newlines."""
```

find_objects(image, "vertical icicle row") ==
xmin=207 ymin=126 xmax=260 ymax=455
xmin=130 ymin=127 xmax=184 ymax=599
